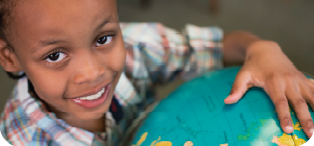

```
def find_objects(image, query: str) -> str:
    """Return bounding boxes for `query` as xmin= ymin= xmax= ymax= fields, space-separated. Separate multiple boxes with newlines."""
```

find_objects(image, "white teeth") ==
xmin=77 ymin=88 xmax=105 ymax=100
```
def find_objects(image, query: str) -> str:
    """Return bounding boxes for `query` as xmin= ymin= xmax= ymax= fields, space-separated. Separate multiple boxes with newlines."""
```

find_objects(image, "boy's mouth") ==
xmin=70 ymin=83 xmax=112 ymax=109
xmin=76 ymin=88 xmax=105 ymax=100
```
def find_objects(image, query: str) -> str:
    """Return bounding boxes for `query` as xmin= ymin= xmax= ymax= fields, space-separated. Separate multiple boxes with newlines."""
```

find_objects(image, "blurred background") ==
xmin=1 ymin=0 xmax=314 ymax=112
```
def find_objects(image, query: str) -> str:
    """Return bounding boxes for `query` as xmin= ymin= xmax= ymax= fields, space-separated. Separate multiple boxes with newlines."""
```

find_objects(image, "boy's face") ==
xmin=6 ymin=0 xmax=125 ymax=120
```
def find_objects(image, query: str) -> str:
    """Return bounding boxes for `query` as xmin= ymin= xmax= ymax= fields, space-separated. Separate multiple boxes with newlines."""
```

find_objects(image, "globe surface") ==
xmin=131 ymin=67 xmax=314 ymax=146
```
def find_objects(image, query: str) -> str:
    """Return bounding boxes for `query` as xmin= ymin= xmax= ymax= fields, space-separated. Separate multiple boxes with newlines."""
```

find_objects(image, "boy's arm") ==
xmin=223 ymin=31 xmax=314 ymax=138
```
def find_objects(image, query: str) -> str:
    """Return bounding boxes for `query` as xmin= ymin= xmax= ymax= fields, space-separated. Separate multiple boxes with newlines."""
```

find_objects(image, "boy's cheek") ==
xmin=26 ymin=69 xmax=69 ymax=102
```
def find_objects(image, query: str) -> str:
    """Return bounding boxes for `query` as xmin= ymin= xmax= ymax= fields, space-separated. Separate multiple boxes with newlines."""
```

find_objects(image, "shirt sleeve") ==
xmin=178 ymin=24 xmax=224 ymax=80
xmin=120 ymin=22 xmax=223 ymax=83
xmin=116 ymin=23 xmax=168 ymax=106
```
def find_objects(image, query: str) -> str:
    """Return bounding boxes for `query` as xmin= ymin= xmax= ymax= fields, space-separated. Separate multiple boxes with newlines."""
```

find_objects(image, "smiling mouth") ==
xmin=75 ymin=88 xmax=105 ymax=100
xmin=70 ymin=83 xmax=112 ymax=109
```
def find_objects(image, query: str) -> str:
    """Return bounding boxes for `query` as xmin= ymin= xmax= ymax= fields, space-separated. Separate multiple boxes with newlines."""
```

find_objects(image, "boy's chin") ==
xmin=72 ymin=107 xmax=109 ymax=120
xmin=70 ymin=99 xmax=112 ymax=120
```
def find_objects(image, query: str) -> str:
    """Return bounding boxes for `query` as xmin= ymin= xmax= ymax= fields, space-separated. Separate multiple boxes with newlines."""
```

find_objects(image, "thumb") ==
xmin=224 ymin=71 xmax=252 ymax=104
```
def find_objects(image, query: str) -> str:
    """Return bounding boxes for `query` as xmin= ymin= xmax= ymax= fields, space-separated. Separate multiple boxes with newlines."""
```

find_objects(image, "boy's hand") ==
xmin=224 ymin=40 xmax=314 ymax=138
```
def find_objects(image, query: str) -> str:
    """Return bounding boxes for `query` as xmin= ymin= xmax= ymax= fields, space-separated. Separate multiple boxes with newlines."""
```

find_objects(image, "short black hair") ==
xmin=0 ymin=0 xmax=26 ymax=79
xmin=0 ymin=0 xmax=12 ymax=41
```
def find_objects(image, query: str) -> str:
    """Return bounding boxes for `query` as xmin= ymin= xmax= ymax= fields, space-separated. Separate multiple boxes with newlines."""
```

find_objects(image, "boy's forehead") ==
xmin=13 ymin=0 xmax=118 ymax=22
xmin=9 ymin=0 xmax=119 ymax=48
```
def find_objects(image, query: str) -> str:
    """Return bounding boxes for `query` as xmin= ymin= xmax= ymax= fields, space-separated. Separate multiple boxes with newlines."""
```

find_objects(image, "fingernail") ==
xmin=308 ymin=121 xmax=314 ymax=134
xmin=310 ymin=128 xmax=314 ymax=134
xmin=285 ymin=120 xmax=293 ymax=132
xmin=285 ymin=126 xmax=293 ymax=132
xmin=309 ymin=128 xmax=314 ymax=139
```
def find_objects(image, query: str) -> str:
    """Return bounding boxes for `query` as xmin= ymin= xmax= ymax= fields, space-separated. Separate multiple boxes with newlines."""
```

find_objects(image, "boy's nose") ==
xmin=72 ymin=54 xmax=106 ymax=84
xmin=73 ymin=67 xmax=106 ymax=84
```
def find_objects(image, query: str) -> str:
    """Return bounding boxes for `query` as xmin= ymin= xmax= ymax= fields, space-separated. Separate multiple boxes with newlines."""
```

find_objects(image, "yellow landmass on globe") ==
xmin=220 ymin=144 xmax=228 ymax=146
xmin=271 ymin=133 xmax=306 ymax=146
xmin=150 ymin=136 xmax=172 ymax=146
xmin=292 ymin=135 xmax=307 ymax=146
xmin=133 ymin=132 xmax=148 ymax=146
xmin=293 ymin=122 xmax=302 ymax=131
xmin=277 ymin=133 xmax=294 ymax=146
xmin=133 ymin=132 xmax=194 ymax=146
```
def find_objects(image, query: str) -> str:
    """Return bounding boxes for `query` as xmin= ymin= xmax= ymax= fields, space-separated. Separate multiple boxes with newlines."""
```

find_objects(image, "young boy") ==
xmin=0 ymin=0 xmax=313 ymax=145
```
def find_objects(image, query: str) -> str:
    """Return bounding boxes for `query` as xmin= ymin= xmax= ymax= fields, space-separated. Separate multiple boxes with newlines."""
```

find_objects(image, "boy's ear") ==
xmin=0 ymin=39 xmax=22 ymax=72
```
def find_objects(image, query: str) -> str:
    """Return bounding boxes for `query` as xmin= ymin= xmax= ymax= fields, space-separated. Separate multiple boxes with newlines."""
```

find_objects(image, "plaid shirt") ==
xmin=0 ymin=23 xmax=223 ymax=146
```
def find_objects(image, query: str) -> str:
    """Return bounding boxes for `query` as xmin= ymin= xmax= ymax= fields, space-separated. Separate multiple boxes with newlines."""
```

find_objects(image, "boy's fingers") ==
xmin=287 ymin=89 xmax=314 ymax=138
xmin=224 ymin=71 xmax=251 ymax=104
xmin=307 ymin=79 xmax=314 ymax=93
xmin=300 ymin=79 xmax=314 ymax=137
xmin=266 ymin=88 xmax=293 ymax=133
xmin=264 ymin=79 xmax=294 ymax=133
xmin=273 ymin=97 xmax=294 ymax=133
xmin=302 ymin=85 xmax=314 ymax=111
xmin=275 ymin=99 xmax=294 ymax=133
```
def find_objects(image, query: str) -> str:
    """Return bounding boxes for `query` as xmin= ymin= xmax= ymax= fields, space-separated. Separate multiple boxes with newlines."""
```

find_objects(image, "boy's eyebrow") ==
xmin=96 ymin=20 xmax=110 ymax=31
xmin=31 ymin=40 xmax=66 ymax=54
xmin=95 ymin=16 xmax=119 ymax=31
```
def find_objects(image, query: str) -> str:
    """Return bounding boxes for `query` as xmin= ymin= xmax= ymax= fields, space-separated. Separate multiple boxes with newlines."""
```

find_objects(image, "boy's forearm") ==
xmin=222 ymin=31 xmax=281 ymax=66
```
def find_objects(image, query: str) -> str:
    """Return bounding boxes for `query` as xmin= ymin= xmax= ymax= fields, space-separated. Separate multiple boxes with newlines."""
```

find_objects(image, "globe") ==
xmin=131 ymin=67 xmax=314 ymax=146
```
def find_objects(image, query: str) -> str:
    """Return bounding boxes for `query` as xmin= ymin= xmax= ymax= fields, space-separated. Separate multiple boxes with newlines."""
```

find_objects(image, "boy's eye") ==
xmin=96 ymin=35 xmax=113 ymax=47
xmin=45 ymin=52 xmax=67 ymax=63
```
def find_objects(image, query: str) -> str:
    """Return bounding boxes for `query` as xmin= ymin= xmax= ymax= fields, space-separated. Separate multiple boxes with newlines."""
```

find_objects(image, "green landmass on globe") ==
xmin=131 ymin=67 xmax=314 ymax=146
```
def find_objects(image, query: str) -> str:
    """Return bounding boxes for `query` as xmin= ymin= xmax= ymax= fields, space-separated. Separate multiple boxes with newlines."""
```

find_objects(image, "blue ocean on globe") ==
xmin=131 ymin=67 xmax=314 ymax=146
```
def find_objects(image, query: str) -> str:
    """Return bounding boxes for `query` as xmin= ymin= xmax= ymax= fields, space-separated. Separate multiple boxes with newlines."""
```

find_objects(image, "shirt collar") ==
xmin=16 ymin=77 xmax=95 ymax=146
